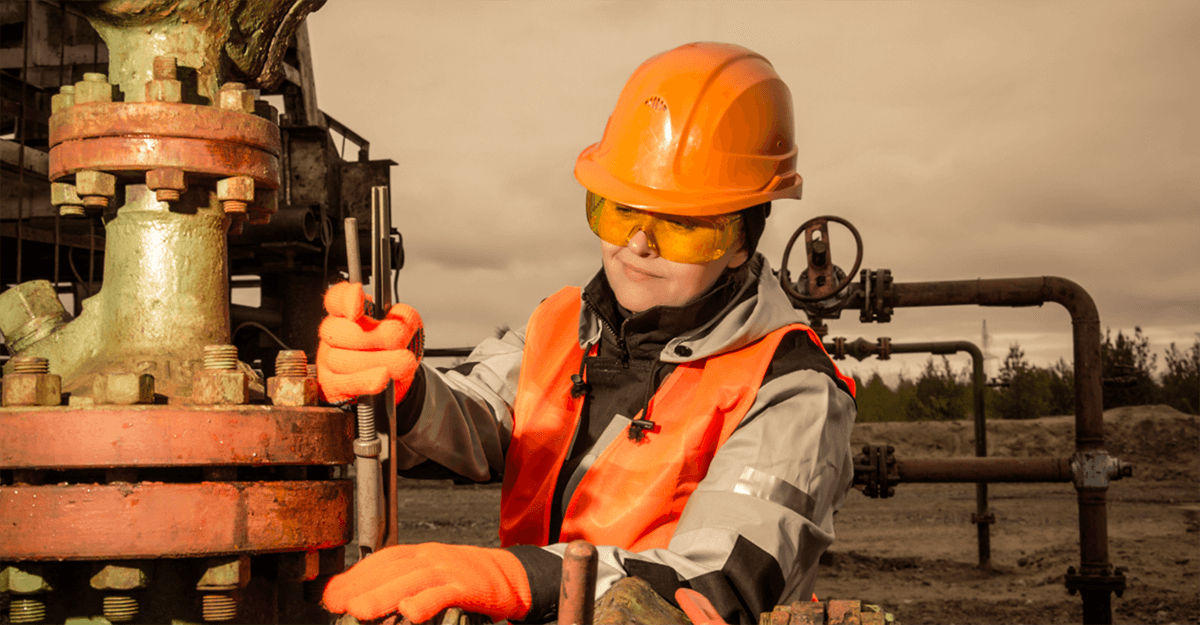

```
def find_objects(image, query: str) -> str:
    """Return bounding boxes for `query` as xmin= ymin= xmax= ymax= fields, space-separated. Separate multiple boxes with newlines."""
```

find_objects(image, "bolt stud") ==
xmin=12 ymin=356 xmax=50 ymax=374
xmin=203 ymin=345 xmax=239 ymax=371
xmin=202 ymin=593 xmax=238 ymax=622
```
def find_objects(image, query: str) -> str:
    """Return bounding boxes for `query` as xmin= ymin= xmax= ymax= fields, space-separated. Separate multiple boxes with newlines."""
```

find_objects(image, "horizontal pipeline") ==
xmin=898 ymin=457 xmax=1072 ymax=483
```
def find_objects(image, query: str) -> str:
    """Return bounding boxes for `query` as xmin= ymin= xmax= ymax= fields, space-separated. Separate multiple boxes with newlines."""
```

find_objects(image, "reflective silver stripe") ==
xmin=732 ymin=466 xmax=816 ymax=521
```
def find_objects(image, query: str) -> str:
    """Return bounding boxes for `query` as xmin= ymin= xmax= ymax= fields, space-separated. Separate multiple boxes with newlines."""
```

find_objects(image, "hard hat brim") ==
xmin=574 ymin=142 xmax=802 ymax=218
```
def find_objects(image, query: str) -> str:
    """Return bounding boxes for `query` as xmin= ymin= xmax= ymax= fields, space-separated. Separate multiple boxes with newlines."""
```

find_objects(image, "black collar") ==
xmin=582 ymin=255 xmax=761 ymax=360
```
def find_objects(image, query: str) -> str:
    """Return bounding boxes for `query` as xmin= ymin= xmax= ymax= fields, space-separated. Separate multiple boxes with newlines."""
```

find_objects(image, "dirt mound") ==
xmin=851 ymin=404 xmax=1199 ymax=482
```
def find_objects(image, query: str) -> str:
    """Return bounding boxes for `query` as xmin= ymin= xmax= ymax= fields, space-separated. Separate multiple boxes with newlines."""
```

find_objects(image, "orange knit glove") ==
xmin=322 ymin=543 xmax=533 ymax=623
xmin=317 ymin=281 xmax=424 ymax=404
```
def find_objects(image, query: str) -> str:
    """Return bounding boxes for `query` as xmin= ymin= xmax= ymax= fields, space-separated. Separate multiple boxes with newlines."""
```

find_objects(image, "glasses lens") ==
xmin=585 ymin=191 xmax=742 ymax=264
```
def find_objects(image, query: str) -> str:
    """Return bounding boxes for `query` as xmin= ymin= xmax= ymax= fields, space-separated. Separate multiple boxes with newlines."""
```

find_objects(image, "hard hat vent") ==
xmin=643 ymin=96 xmax=668 ymax=112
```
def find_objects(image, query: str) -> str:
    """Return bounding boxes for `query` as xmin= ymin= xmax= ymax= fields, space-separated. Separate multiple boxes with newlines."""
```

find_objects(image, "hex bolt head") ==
xmin=268 ymin=375 xmax=319 ymax=406
xmin=218 ymin=82 xmax=256 ymax=114
xmin=76 ymin=170 xmax=117 ymax=208
xmin=51 ymin=85 xmax=76 ymax=114
xmin=145 ymin=57 xmax=183 ymax=103
xmin=217 ymin=176 xmax=255 ymax=214
xmin=90 ymin=564 xmax=149 ymax=591
xmin=0 ymin=282 xmax=69 ymax=352
xmin=145 ymin=77 xmax=183 ymax=103
xmin=192 ymin=369 xmax=250 ymax=405
xmin=3 ymin=372 xmax=62 ymax=407
xmin=75 ymin=72 xmax=114 ymax=104
xmin=93 ymin=372 xmax=156 ymax=405
xmin=146 ymin=168 xmax=187 ymax=202
xmin=51 ymin=182 xmax=85 ymax=215
xmin=197 ymin=556 xmax=251 ymax=591
xmin=0 ymin=565 xmax=54 ymax=594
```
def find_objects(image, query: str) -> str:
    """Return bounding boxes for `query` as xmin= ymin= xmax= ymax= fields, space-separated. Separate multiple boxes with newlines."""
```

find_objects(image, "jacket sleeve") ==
xmin=510 ymin=366 xmax=858 ymax=624
xmin=392 ymin=326 xmax=527 ymax=483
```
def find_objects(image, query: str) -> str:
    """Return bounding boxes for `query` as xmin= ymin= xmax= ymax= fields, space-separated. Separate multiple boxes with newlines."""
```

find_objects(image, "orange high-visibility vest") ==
xmin=499 ymin=286 xmax=852 ymax=550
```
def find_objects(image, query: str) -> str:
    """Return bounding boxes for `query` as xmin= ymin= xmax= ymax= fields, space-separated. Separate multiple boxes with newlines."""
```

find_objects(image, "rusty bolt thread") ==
xmin=82 ymin=195 xmax=110 ymax=208
xmin=203 ymin=345 xmax=239 ymax=371
xmin=156 ymin=189 xmax=181 ymax=202
xmin=152 ymin=56 xmax=177 ymax=80
xmin=59 ymin=205 xmax=86 ymax=216
xmin=103 ymin=595 xmax=138 ymax=622
xmin=275 ymin=350 xmax=309 ymax=377
xmin=9 ymin=598 xmax=47 ymax=624
xmin=202 ymin=593 xmax=238 ymax=622
xmin=12 ymin=356 xmax=50 ymax=374
xmin=222 ymin=200 xmax=249 ymax=214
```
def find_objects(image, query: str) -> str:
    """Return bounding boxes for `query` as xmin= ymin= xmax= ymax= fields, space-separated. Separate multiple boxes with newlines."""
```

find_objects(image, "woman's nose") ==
xmin=626 ymin=229 xmax=656 ymax=257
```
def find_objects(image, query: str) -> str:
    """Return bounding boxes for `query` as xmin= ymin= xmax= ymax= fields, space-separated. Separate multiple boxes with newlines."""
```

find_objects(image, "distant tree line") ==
xmin=854 ymin=328 xmax=1200 ymax=422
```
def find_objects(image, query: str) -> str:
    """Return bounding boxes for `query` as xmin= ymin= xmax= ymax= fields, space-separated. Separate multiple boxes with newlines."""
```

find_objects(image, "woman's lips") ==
xmin=621 ymin=260 xmax=659 ymax=281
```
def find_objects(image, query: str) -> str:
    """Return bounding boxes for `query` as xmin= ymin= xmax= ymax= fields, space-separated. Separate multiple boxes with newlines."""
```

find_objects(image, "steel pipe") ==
xmin=897 ymin=458 xmax=1073 ymax=483
xmin=848 ymin=276 xmax=1119 ymax=623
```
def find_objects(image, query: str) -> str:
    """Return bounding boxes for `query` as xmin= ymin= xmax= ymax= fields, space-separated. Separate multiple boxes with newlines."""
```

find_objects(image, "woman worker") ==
xmin=317 ymin=42 xmax=857 ymax=625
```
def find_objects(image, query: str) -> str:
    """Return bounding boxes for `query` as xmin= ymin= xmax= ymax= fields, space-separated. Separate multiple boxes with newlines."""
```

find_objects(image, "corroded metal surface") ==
xmin=0 ymin=480 xmax=351 ymax=560
xmin=590 ymin=576 xmax=689 ymax=625
xmin=76 ymin=0 xmax=328 ymax=99
xmin=50 ymin=136 xmax=280 ymax=185
xmin=49 ymin=101 xmax=281 ymax=155
xmin=560 ymin=540 xmax=598 ymax=625
xmin=0 ymin=405 xmax=352 ymax=468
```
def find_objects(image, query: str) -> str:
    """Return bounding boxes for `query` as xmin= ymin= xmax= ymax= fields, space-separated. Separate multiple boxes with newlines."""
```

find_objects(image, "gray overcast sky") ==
xmin=305 ymin=1 xmax=1199 ymax=384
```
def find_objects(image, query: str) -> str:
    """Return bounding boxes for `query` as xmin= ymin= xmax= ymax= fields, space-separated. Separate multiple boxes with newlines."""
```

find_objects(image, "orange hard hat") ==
xmin=575 ymin=42 xmax=801 ymax=218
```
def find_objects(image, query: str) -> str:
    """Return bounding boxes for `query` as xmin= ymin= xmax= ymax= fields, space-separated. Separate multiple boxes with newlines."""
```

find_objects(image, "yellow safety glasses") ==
xmin=585 ymin=191 xmax=743 ymax=265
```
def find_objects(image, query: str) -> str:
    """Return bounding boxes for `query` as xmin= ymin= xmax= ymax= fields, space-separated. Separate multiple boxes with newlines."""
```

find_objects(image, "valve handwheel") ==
xmin=779 ymin=215 xmax=864 ymax=303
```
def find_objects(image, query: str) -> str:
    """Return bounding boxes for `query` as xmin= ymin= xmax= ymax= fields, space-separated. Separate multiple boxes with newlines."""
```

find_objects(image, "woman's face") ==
xmin=601 ymin=229 xmax=749 ymax=313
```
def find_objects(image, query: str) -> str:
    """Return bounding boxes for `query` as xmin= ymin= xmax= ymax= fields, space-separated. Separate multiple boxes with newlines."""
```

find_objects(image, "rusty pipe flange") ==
xmin=49 ymin=102 xmax=281 ymax=157
xmin=0 ymin=405 xmax=352 ymax=469
xmin=0 ymin=480 xmax=352 ymax=560
xmin=48 ymin=100 xmax=281 ymax=223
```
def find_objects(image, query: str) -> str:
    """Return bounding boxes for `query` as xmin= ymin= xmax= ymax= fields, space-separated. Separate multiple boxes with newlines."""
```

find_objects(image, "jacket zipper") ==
xmin=582 ymin=292 xmax=630 ymax=366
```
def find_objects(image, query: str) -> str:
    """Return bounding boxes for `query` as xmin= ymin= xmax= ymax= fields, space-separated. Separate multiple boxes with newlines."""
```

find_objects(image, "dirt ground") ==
xmin=392 ymin=405 xmax=1199 ymax=624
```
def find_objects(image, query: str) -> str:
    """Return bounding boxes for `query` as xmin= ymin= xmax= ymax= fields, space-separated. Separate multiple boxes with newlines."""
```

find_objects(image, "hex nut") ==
xmin=192 ymin=369 xmax=250 ymax=405
xmin=0 ymin=565 xmax=54 ymax=594
xmin=90 ymin=564 xmax=149 ymax=591
xmin=0 ymin=280 xmax=69 ymax=352
xmin=218 ymin=83 xmax=256 ymax=114
xmin=267 ymin=376 xmax=319 ymax=406
xmin=197 ymin=556 xmax=251 ymax=591
xmin=146 ymin=168 xmax=187 ymax=202
xmin=75 ymin=73 xmax=114 ymax=104
xmin=93 ymin=372 xmax=155 ymax=405
xmin=145 ymin=78 xmax=183 ymax=103
xmin=217 ymin=176 xmax=255 ymax=213
xmin=2 ymin=372 xmax=62 ymax=407
xmin=216 ymin=176 xmax=255 ymax=202
xmin=76 ymin=170 xmax=117 ymax=208
xmin=51 ymin=181 xmax=83 ymax=207
xmin=51 ymin=85 xmax=76 ymax=114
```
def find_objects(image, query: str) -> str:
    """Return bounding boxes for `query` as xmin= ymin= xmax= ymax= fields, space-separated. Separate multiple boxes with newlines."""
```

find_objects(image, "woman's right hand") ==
xmin=316 ymin=281 xmax=424 ymax=404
